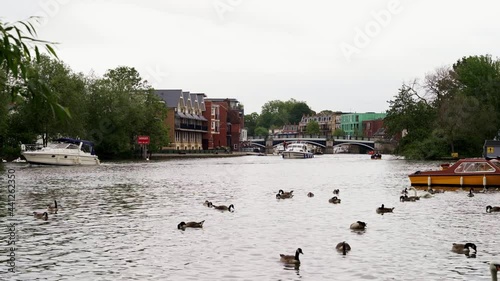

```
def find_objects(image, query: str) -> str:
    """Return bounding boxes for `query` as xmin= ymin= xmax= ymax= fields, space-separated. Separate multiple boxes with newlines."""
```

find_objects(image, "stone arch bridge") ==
xmin=242 ymin=136 xmax=375 ymax=154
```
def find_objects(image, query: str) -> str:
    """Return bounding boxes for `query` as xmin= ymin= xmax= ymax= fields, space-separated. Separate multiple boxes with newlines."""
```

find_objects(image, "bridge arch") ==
xmin=248 ymin=142 xmax=266 ymax=148
xmin=333 ymin=141 xmax=375 ymax=150
xmin=274 ymin=140 xmax=326 ymax=148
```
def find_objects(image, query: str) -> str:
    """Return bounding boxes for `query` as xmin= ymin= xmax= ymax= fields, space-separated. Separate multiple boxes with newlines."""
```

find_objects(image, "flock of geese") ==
xmin=398 ymin=186 xmax=500 ymax=280
xmin=175 ymin=185 xmax=500 ymax=279
xmin=32 ymin=185 xmax=499 ymax=279
xmin=33 ymin=200 xmax=59 ymax=220
xmin=177 ymin=200 xmax=234 ymax=230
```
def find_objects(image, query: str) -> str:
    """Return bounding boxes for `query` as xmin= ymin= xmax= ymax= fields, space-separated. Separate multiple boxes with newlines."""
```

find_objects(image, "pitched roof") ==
xmin=182 ymin=91 xmax=191 ymax=109
xmin=154 ymin=89 xmax=183 ymax=108
xmin=195 ymin=94 xmax=206 ymax=111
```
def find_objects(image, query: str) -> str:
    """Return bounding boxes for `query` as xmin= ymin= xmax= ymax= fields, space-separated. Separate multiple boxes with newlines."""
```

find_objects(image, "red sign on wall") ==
xmin=137 ymin=135 xmax=150 ymax=144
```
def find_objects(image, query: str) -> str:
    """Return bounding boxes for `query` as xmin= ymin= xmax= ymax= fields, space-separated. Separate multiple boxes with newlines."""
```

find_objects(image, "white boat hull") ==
xmin=22 ymin=138 xmax=100 ymax=166
xmin=282 ymin=151 xmax=314 ymax=159
xmin=22 ymin=151 xmax=100 ymax=166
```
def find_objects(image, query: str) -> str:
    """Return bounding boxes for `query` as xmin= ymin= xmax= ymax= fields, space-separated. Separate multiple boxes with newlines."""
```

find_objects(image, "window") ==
xmin=455 ymin=162 xmax=495 ymax=173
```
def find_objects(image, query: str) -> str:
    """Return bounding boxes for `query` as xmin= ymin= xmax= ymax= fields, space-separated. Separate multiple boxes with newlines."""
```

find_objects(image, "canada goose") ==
xmin=486 ymin=205 xmax=500 ymax=213
xmin=277 ymin=190 xmax=293 ymax=199
xmin=306 ymin=192 xmax=314 ymax=197
xmin=468 ymin=188 xmax=475 ymax=197
xmin=213 ymin=204 xmax=235 ymax=212
xmin=280 ymin=248 xmax=303 ymax=264
xmin=491 ymin=261 xmax=500 ymax=281
xmin=47 ymin=200 xmax=58 ymax=213
xmin=400 ymin=195 xmax=417 ymax=202
xmin=451 ymin=243 xmax=477 ymax=254
xmin=333 ymin=189 xmax=340 ymax=195
xmin=328 ymin=196 xmax=341 ymax=204
xmin=33 ymin=212 xmax=48 ymax=220
xmin=428 ymin=188 xmax=444 ymax=194
xmin=350 ymin=221 xmax=367 ymax=230
xmin=203 ymin=200 xmax=213 ymax=207
xmin=177 ymin=220 xmax=205 ymax=230
xmin=336 ymin=241 xmax=351 ymax=255
xmin=376 ymin=204 xmax=394 ymax=214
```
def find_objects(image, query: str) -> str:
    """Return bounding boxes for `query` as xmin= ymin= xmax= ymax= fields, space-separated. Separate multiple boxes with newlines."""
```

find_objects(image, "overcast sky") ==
xmin=2 ymin=0 xmax=498 ymax=114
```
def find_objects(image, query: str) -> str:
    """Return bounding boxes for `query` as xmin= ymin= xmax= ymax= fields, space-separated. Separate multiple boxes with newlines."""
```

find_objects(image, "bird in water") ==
xmin=486 ymin=205 xmax=500 ymax=213
xmin=177 ymin=220 xmax=205 ymax=230
xmin=451 ymin=243 xmax=477 ymax=254
xmin=468 ymin=188 xmax=475 ymax=197
xmin=376 ymin=204 xmax=394 ymax=214
xmin=335 ymin=241 xmax=351 ymax=255
xmin=350 ymin=221 xmax=367 ymax=230
xmin=329 ymin=196 xmax=341 ymax=204
xmin=280 ymin=248 xmax=303 ymax=264
xmin=212 ymin=204 xmax=235 ymax=212
xmin=33 ymin=212 xmax=48 ymax=220
xmin=47 ymin=200 xmax=58 ymax=213
xmin=276 ymin=190 xmax=294 ymax=199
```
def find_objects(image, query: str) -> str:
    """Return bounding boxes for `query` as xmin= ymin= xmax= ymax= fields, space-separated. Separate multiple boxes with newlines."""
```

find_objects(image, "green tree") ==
xmin=254 ymin=126 xmax=268 ymax=137
xmin=332 ymin=128 xmax=345 ymax=137
xmin=13 ymin=55 xmax=87 ymax=146
xmin=385 ymin=83 xmax=437 ymax=159
xmin=0 ymin=19 xmax=68 ymax=118
xmin=305 ymin=120 xmax=320 ymax=135
xmin=318 ymin=110 xmax=334 ymax=115
xmin=244 ymin=112 xmax=259 ymax=136
xmin=287 ymin=99 xmax=315 ymax=124
xmin=257 ymin=99 xmax=314 ymax=130
xmin=85 ymin=66 xmax=168 ymax=158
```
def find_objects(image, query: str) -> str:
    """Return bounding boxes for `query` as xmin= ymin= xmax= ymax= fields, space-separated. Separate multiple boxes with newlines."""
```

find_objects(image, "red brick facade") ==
xmin=203 ymin=99 xmax=244 ymax=151
xmin=362 ymin=119 xmax=385 ymax=138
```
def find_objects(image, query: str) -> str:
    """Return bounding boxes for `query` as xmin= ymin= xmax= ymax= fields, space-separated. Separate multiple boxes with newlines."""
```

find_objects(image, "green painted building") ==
xmin=341 ymin=112 xmax=386 ymax=137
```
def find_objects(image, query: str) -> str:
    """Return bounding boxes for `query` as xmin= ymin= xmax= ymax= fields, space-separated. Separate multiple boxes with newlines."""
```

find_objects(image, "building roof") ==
xmin=154 ymin=89 xmax=183 ymax=108
xmin=484 ymin=140 xmax=500 ymax=146
xmin=193 ymin=93 xmax=206 ymax=111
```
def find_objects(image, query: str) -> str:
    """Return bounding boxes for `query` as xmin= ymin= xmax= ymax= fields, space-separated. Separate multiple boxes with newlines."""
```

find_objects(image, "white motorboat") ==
xmin=21 ymin=138 xmax=100 ymax=166
xmin=282 ymin=143 xmax=314 ymax=159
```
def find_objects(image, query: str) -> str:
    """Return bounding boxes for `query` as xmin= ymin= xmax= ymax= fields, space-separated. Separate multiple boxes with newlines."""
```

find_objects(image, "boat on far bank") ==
xmin=21 ymin=138 xmax=100 ymax=166
xmin=408 ymin=158 xmax=500 ymax=191
xmin=282 ymin=143 xmax=314 ymax=159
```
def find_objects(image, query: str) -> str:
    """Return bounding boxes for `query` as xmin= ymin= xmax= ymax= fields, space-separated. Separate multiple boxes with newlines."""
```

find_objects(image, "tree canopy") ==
xmin=385 ymin=54 xmax=500 ymax=159
xmin=244 ymin=99 xmax=314 ymax=135
xmin=0 ymin=18 xmax=68 ymax=118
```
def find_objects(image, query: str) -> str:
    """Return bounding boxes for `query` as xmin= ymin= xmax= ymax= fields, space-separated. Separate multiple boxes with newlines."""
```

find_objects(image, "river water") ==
xmin=1 ymin=154 xmax=499 ymax=280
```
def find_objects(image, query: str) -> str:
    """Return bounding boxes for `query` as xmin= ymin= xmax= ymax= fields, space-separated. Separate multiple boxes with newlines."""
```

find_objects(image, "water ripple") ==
xmin=1 ymin=155 xmax=499 ymax=280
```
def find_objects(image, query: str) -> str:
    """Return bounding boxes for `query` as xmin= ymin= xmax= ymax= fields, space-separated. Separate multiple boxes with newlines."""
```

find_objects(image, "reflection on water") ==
xmin=0 ymin=155 xmax=499 ymax=280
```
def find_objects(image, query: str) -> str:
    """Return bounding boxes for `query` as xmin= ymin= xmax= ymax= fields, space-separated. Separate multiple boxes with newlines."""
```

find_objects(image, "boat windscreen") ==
xmin=490 ymin=160 xmax=500 ymax=168
xmin=456 ymin=162 xmax=495 ymax=173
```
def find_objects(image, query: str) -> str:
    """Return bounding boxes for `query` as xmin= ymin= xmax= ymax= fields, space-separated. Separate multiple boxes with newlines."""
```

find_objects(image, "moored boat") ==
xmin=282 ymin=143 xmax=314 ymax=159
xmin=408 ymin=158 xmax=500 ymax=191
xmin=21 ymin=138 xmax=100 ymax=166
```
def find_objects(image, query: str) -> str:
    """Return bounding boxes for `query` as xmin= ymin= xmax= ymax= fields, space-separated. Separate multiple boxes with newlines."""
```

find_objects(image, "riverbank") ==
xmin=150 ymin=151 xmax=262 ymax=159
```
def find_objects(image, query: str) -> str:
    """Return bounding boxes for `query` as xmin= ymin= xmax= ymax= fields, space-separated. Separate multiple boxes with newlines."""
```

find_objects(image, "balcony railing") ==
xmin=176 ymin=124 xmax=208 ymax=132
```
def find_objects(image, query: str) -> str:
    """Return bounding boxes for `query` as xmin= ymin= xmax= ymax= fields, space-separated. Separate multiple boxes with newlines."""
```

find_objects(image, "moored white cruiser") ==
xmin=21 ymin=138 xmax=100 ymax=166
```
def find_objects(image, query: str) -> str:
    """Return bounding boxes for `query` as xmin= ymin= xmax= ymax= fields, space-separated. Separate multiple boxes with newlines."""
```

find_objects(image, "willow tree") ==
xmin=0 ymin=19 xmax=67 ymax=118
